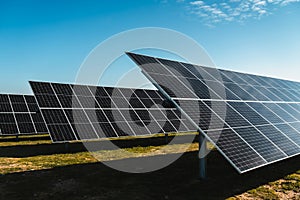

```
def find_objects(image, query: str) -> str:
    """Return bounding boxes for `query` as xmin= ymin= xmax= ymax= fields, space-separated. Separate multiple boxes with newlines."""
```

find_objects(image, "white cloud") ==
xmin=281 ymin=0 xmax=300 ymax=5
xmin=184 ymin=0 xmax=300 ymax=25
xmin=190 ymin=1 xmax=204 ymax=6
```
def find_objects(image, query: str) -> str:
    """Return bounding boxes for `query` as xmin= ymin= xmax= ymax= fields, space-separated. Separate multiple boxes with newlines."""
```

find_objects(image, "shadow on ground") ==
xmin=0 ymin=135 xmax=197 ymax=158
xmin=0 ymin=150 xmax=299 ymax=200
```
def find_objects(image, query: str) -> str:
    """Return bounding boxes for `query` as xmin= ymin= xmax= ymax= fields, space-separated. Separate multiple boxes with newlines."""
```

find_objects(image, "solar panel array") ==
xmin=0 ymin=94 xmax=48 ymax=135
xmin=29 ymin=81 xmax=196 ymax=143
xmin=127 ymin=52 xmax=300 ymax=173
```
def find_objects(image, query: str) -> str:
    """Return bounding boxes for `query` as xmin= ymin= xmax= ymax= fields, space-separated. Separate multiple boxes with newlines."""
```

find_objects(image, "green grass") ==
xmin=0 ymin=139 xmax=198 ymax=174
xmin=0 ymin=134 xmax=51 ymax=147
xmin=231 ymin=171 xmax=300 ymax=199
xmin=0 ymin=136 xmax=299 ymax=199
xmin=248 ymin=186 xmax=279 ymax=200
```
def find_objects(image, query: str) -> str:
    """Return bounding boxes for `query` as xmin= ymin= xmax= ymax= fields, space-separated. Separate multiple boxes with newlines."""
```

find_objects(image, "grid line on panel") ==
xmin=239 ymin=74 xmax=262 ymax=86
xmin=36 ymin=107 xmax=180 ymax=111
xmin=172 ymin=98 xmax=300 ymax=104
xmin=228 ymin=102 xmax=269 ymax=126
xmin=7 ymin=95 xmax=20 ymax=135
xmin=210 ymin=93 xmax=298 ymax=158
xmin=268 ymin=78 xmax=286 ymax=88
xmin=264 ymin=103 xmax=298 ymax=123
xmin=222 ymin=72 xmax=272 ymax=101
xmin=49 ymin=83 xmax=79 ymax=141
xmin=146 ymin=73 xmax=199 ymax=98
xmin=115 ymin=94 xmax=152 ymax=136
xmin=136 ymin=87 xmax=196 ymax=133
xmin=142 ymin=85 xmax=197 ymax=133
xmin=224 ymin=82 xmax=257 ymax=101
xmin=275 ymin=123 xmax=300 ymax=146
xmin=22 ymin=95 xmax=38 ymax=134
xmin=109 ymin=100 xmax=143 ymax=136
xmin=0 ymin=94 xmax=47 ymax=135
xmin=247 ymin=102 xmax=285 ymax=124
xmin=206 ymin=128 xmax=267 ymax=173
xmin=30 ymin=81 xmax=195 ymax=142
xmin=180 ymin=63 xmax=223 ymax=99
xmin=64 ymin=88 xmax=108 ymax=140
xmin=277 ymin=104 xmax=300 ymax=121
xmin=72 ymin=86 xmax=100 ymax=139
xmin=268 ymin=88 xmax=293 ymax=102
xmin=202 ymin=100 xmax=282 ymax=162
xmin=92 ymin=110 xmax=120 ymax=137
xmin=93 ymin=90 xmax=128 ymax=137
xmin=143 ymin=90 xmax=178 ymax=133
xmin=135 ymin=98 xmax=178 ymax=133
xmin=106 ymin=88 xmax=137 ymax=136
xmin=253 ymin=87 xmax=282 ymax=101
xmin=239 ymin=85 xmax=269 ymax=101
xmin=280 ymin=89 xmax=299 ymax=101
xmin=221 ymin=70 xmax=249 ymax=85
xmin=205 ymin=102 xmax=274 ymax=171
xmin=157 ymin=58 xmax=198 ymax=79
xmin=213 ymin=68 xmax=300 ymax=102
xmin=154 ymin=58 xmax=201 ymax=98
xmin=256 ymin=125 xmax=300 ymax=156
xmin=184 ymin=61 xmax=294 ymax=101
xmin=158 ymin=59 xmax=218 ymax=100
xmin=127 ymin=52 xmax=300 ymax=173
xmin=172 ymin=98 xmax=270 ymax=168
xmin=289 ymin=104 xmax=300 ymax=115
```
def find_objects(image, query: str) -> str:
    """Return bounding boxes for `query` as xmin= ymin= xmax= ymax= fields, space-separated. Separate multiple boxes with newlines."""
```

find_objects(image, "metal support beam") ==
xmin=165 ymin=133 xmax=168 ymax=144
xmin=199 ymin=132 xmax=207 ymax=180
xmin=139 ymin=69 xmax=209 ymax=180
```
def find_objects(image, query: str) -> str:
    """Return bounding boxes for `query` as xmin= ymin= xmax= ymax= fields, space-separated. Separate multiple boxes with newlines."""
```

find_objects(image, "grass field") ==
xmin=0 ymin=135 xmax=299 ymax=200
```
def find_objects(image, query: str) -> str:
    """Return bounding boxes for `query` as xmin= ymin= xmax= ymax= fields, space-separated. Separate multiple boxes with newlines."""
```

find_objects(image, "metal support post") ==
xmin=165 ymin=133 xmax=168 ymax=144
xmin=199 ymin=132 xmax=207 ymax=180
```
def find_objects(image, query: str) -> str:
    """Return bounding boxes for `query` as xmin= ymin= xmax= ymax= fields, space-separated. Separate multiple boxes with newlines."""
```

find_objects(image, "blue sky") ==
xmin=0 ymin=0 xmax=300 ymax=94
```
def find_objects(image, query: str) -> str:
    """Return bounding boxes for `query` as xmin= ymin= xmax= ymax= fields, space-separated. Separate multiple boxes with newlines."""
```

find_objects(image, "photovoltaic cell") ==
xmin=207 ymin=128 xmax=266 ymax=172
xmin=127 ymin=52 xmax=300 ymax=173
xmin=247 ymin=102 xmax=285 ymax=124
xmin=30 ymin=81 xmax=197 ymax=143
xmin=0 ymin=94 xmax=48 ymax=135
xmin=233 ymin=127 xmax=286 ymax=162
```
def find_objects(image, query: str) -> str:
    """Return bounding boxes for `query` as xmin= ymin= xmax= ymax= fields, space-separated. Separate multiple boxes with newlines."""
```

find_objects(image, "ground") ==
xmin=0 ymin=135 xmax=299 ymax=200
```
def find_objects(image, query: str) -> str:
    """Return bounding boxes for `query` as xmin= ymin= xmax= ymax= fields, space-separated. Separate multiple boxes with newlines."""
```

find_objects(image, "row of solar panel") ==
xmin=0 ymin=84 xmax=197 ymax=138
xmin=180 ymin=101 xmax=300 ymax=160
xmin=0 ymin=95 xmax=48 ymax=135
xmin=33 ymin=94 xmax=174 ymax=109
xmin=128 ymin=52 xmax=300 ymax=173
xmin=29 ymin=81 xmax=197 ymax=142
xmin=151 ymin=55 xmax=300 ymax=92
xmin=206 ymin=121 xmax=300 ymax=172
xmin=0 ymin=113 xmax=48 ymax=134
xmin=30 ymin=82 xmax=175 ymax=110
xmin=0 ymin=95 xmax=39 ymax=113
xmin=2 ymin=52 xmax=300 ymax=175
xmin=31 ymin=82 xmax=164 ymax=98
xmin=178 ymin=100 xmax=300 ymax=164
xmin=43 ymin=109 xmax=195 ymax=142
xmin=130 ymin=54 xmax=300 ymax=102
xmin=178 ymin=100 xmax=300 ymax=130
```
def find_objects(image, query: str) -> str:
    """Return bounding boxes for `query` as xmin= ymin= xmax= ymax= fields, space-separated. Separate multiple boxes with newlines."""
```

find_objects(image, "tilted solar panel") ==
xmin=0 ymin=94 xmax=48 ymax=135
xmin=127 ymin=52 xmax=300 ymax=173
xmin=29 ymin=81 xmax=197 ymax=143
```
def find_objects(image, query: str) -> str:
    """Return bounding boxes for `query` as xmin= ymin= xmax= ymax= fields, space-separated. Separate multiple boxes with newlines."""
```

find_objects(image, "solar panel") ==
xmin=127 ymin=52 xmax=300 ymax=173
xmin=0 ymin=94 xmax=48 ymax=135
xmin=29 ymin=81 xmax=197 ymax=143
